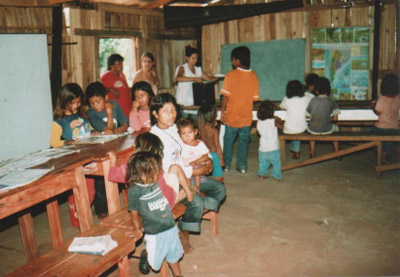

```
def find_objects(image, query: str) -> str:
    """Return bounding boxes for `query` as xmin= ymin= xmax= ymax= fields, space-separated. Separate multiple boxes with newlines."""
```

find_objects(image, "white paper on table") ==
xmin=0 ymin=168 xmax=52 ymax=191
xmin=68 ymin=235 xmax=118 ymax=256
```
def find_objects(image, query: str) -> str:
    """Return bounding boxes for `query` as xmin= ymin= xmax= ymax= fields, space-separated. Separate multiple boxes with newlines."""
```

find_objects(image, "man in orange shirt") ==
xmin=220 ymin=46 xmax=260 ymax=173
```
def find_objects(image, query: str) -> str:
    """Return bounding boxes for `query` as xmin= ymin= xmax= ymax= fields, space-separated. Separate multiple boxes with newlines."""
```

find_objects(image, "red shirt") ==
xmin=101 ymin=71 xmax=131 ymax=118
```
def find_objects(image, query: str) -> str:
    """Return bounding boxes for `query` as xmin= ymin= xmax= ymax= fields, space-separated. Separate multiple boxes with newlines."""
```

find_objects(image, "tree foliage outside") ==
xmin=99 ymin=38 xmax=136 ymax=85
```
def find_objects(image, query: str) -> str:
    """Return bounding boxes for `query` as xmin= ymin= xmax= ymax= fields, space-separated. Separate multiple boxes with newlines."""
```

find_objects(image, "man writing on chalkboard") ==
xmin=220 ymin=46 xmax=260 ymax=174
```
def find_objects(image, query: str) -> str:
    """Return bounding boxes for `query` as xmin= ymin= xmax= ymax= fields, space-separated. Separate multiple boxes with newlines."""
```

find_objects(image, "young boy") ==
xmin=86 ymin=81 xmax=128 ymax=135
xmin=220 ymin=46 xmax=260 ymax=173
xmin=126 ymin=151 xmax=183 ymax=277
xmin=306 ymin=77 xmax=341 ymax=157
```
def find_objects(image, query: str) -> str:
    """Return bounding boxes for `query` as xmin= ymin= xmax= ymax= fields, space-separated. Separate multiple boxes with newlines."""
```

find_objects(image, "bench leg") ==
xmin=310 ymin=141 xmax=316 ymax=158
xmin=202 ymin=211 xmax=218 ymax=237
xmin=279 ymin=139 xmax=286 ymax=165
xmin=117 ymin=256 xmax=130 ymax=277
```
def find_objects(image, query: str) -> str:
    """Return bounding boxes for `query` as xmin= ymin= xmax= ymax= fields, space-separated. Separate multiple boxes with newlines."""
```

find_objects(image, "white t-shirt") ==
xmin=280 ymin=96 xmax=311 ymax=134
xmin=257 ymin=118 xmax=279 ymax=152
xmin=181 ymin=140 xmax=210 ymax=166
xmin=150 ymin=124 xmax=193 ymax=178
xmin=175 ymin=63 xmax=202 ymax=106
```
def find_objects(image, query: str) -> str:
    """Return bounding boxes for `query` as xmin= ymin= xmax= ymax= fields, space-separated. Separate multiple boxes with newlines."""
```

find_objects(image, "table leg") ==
xmin=279 ymin=139 xmax=286 ymax=165
xmin=46 ymin=199 xmax=63 ymax=248
xmin=73 ymin=166 xmax=94 ymax=232
xmin=18 ymin=213 xmax=37 ymax=261
xmin=102 ymin=160 xmax=121 ymax=215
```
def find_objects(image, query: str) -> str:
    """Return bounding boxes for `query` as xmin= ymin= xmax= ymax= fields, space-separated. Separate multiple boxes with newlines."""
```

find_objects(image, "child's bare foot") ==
xmin=179 ymin=230 xmax=194 ymax=253
xmin=273 ymin=178 xmax=281 ymax=183
xmin=292 ymin=152 xmax=300 ymax=159
xmin=259 ymin=176 xmax=267 ymax=180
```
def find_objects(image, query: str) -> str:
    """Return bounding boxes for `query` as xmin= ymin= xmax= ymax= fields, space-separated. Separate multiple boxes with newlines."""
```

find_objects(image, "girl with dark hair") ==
xmin=129 ymin=81 xmax=155 ymax=133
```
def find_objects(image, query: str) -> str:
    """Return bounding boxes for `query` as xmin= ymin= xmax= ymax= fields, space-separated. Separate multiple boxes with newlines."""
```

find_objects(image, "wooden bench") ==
xmin=100 ymin=202 xmax=218 ymax=237
xmin=7 ymin=224 xmax=137 ymax=277
xmin=278 ymin=131 xmax=400 ymax=174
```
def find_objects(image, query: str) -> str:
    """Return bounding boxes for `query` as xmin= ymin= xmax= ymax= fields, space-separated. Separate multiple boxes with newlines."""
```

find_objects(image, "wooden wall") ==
xmin=202 ymin=4 xmax=397 ymax=98
xmin=0 ymin=3 xmax=397 ymax=98
xmin=0 ymin=4 xmax=196 ymax=95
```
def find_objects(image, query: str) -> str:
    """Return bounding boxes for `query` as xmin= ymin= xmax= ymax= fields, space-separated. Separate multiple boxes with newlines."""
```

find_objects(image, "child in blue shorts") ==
xmin=126 ymin=151 xmax=183 ymax=276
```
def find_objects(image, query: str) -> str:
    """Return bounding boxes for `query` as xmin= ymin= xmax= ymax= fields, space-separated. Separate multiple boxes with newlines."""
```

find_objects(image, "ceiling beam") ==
xmin=164 ymin=0 xmax=303 ymax=29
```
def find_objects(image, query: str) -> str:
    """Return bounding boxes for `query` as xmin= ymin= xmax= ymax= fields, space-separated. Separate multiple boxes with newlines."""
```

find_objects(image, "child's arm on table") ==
xmin=274 ymin=116 xmax=284 ymax=129
xmin=103 ymin=101 xmax=115 ymax=135
xmin=129 ymin=211 xmax=143 ymax=239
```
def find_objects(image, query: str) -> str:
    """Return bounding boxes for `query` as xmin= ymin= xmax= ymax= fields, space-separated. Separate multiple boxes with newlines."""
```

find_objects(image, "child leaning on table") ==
xmin=257 ymin=100 xmax=283 ymax=181
xmin=197 ymin=105 xmax=225 ymax=183
xmin=50 ymin=83 xmax=95 ymax=228
xmin=86 ymin=81 xmax=128 ymax=135
xmin=126 ymin=151 xmax=184 ymax=277
xmin=371 ymin=73 xmax=400 ymax=163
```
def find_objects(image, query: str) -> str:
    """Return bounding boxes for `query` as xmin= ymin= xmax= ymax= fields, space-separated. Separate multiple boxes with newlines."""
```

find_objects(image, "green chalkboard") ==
xmin=221 ymin=39 xmax=305 ymax=101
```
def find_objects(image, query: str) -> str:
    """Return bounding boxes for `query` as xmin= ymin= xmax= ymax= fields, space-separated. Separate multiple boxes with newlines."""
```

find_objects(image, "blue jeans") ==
xmin=178 ymin=177 xmax=226 ymax=232
xmin=199 ymin=177 xmax=226 ymax=211
xmin=258 ymin=150 xmax=282 ymax=180
xmin=223 ymin=125 xmax=251 ymax=170
xmin=210 ymin=152 xmax=223 ymax=177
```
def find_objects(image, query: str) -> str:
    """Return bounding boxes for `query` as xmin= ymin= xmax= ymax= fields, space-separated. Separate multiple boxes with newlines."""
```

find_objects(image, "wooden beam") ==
xmin=74 ymin=28 xmax=142 ymax=37
xmin=371 ymin=0 xmax=381 ymax=100
xmin=50 ymin=4 xmax=63 ymax=109
xmin=141 ymin=0 xmax=175 ymax=10
xmin=96 ymin=2 xmax=163 ymax=16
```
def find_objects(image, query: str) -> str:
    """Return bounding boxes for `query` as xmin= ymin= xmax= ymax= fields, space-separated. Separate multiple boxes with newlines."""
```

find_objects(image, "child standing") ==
xmin=86 ymin=81 xmax=128 ymax=135
xmin=130 ymin=81 xmax=155 ymax=133
xmin=306 ymin=77 xmax=340 ymax=157
xmin=371 ymin=73 xmax=400 ymax=163
xmin=176 ymin=117 xmax=211 ymax=189
xmin=257 ymin=101 xmax=283 ymax=181
xmin=50 ymin=83 xmax=94 ymax=227
xmin=132 ymin=52 xmax=160 ymax=94
xmin=280 ymin=80 xmax=311 ymax=159
xmin=126 ymin=151 xmax=183 ymax=277
xmin=221 ymin=46 xmax=260 ymax=173
xmin=197 ymin=105 xmax=225 ymax=182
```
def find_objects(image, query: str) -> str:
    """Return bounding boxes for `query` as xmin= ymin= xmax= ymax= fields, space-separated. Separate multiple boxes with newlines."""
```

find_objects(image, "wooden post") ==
xmin=73 ymin=166 xmax=94 ymax=232
xmin=50 ymin=4 xmax=63 ymax=109
xmin=371 ymin=0 xmax=381 ymax=100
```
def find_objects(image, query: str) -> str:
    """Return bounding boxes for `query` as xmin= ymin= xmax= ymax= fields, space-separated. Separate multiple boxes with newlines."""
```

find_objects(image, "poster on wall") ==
xmin=311 ymin=27 xmax=370 ymax=100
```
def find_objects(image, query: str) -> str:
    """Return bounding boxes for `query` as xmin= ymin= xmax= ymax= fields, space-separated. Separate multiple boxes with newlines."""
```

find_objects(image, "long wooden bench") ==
xmin=7 ymin=225 xmax=137 ymax=277
xmin=278 ymin=131 xmax=400 ymax=174
xmin=100 ymin=201 xmax=218 ymax=237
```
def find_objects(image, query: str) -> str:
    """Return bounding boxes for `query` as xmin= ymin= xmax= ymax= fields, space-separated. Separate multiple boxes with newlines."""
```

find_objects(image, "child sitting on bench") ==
xmin=371 ymin=73 xmax=400 ymax=164
xmin=306 ymin=77 xmax=341 ymax=158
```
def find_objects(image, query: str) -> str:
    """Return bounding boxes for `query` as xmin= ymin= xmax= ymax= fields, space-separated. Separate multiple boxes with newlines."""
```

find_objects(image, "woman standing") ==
xmin=175 ymin=46 xmax=218 ymax=112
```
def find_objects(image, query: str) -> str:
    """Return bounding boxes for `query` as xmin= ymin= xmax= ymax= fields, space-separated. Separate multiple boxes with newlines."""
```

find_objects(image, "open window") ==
xmin=99 ymin=38 xmax=137 ymax=86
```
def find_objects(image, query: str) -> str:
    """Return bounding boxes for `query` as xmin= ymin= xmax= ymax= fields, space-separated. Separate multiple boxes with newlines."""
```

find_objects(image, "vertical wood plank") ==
xmin=46 ymin=199 xmax=64 ymax=248
xmin=18 ymin=213 xmax=37 ymax=262
xmin=73 ymin=166 xmax=94 ymax=232
xmin=102 ymin=159 xmax=121 ymax=216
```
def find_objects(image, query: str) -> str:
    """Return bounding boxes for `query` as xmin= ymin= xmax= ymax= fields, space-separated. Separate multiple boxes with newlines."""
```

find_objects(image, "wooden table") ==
xmin=0 ymin=133 xmax=136 ymax=263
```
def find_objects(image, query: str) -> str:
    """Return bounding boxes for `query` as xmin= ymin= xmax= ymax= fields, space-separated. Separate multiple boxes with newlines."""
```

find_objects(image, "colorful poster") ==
xmin=311 ymin=27 xmax=370 ymax=100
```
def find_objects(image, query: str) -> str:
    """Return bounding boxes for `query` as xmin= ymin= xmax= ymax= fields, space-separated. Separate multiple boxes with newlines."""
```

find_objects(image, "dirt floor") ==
xmin=1 ymin=136 xmax=400 ymax=276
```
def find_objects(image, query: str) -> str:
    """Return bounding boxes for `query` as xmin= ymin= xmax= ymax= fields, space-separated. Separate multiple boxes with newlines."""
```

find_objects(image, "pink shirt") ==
xmin=129 ymin=109 xmax=150 ymax=131
xmin=101 ymin=71 xmax=131 ymax=118
xmin=375 ymin=94 xmax=400 ymax=129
